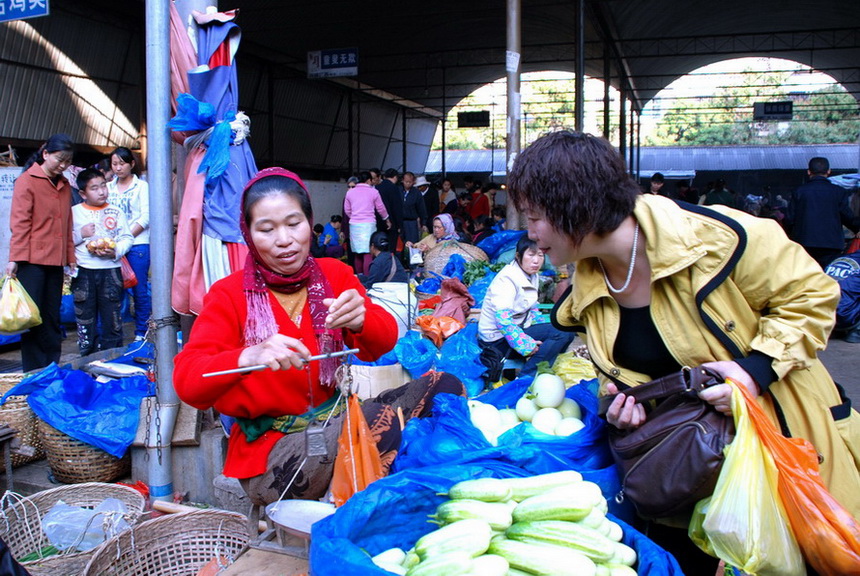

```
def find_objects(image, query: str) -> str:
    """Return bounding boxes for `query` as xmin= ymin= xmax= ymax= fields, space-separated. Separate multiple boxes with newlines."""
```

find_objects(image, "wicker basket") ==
xmin=0 ymin=373 xmax=44 ymax=467
xmin=0 ymin=482 xmax=146 ymax=576
xmin=423 ymin=240 xmax=488 ymax=275
xmin=37 ymin=420 xmax=130 ymax=484
xmin=82 ymin=509 xmax=251 ymax=576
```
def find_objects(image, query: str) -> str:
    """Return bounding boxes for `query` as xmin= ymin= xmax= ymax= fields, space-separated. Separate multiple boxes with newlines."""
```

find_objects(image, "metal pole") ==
xmin=348 ymin=91 xmax=354 ymax=175
xmin=441 ymin=67 xmax=446 ymax=179
xmin=574 ymin=0 xmax=585 ymax=132
xmin=506 ymin=0 xmax=521 ymax=229
xmin=636 ymin=112 xmax=642 ymax=181
xmin=619 ymin=87 xmax=626 ymax=159
xmin=603 ymin=45 xmax=610 ymax=140
xmin=146 ymin=0 xmax=182 ymax=503
xmin=402 ymin=109 xmax=407 ymax=171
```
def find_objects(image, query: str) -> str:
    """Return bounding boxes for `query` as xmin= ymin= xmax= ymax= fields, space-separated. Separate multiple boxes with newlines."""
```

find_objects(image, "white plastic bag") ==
xmin=42 ymin=498 xmax=130 ymax=552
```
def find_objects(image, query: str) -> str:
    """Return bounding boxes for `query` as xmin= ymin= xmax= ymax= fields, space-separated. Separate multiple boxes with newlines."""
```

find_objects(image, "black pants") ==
xmin=16 ymin=262 xmax=64 ymax=372
xmin=72 ymin=267 xmax=124 ymax=356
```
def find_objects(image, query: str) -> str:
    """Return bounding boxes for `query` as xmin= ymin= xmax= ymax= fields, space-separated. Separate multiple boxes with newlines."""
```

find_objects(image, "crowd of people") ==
xmin=332 ymin=167 xmax=508 ymax=284
xmin=6 ymin=135 xmax=151 ymax=370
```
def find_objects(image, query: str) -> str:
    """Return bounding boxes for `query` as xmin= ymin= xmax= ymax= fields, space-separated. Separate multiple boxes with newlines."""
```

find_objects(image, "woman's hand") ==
xmin=405 ymin=241 xmax=414 ymax=248
xmin=324 ymin=289 xmax=365 ymax=332
xmin=238 ymin=334 xmax=311 ymax=372
xmin=698 ymin=360 xmax=760 ymax=415
xmin=4 ymin=262 xmax=17 ymax=278
xmin=605 ymin=382 xmax=647 ymax=430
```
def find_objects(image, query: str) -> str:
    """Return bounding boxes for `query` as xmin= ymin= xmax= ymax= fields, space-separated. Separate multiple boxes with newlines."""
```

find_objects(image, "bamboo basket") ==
xmin=82 ymin=509 xmax=251 ymax=576
xmin=0 ymin=482 xmax=146 ymax=576
xmin=0 ymin=373 xmax=44 ymax=467
xmin=422 ymin=240 xmax=488 ymax=275
xmin=37 ymin=421 xmax=130 ymax=484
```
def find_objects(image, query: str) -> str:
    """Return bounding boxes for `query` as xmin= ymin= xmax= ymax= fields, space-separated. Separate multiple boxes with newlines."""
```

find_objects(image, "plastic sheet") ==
xmin=0 ymin=363 xmax=152 ymax=458
xmin=310 ymin=461 xmax=682 ymax=576
xmin=394 ymin=379 xmax=614 ymax=476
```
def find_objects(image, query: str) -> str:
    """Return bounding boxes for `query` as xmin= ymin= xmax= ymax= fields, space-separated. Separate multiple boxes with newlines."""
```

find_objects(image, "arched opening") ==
xmin=641 ymin=57 xmax=859 ymax=146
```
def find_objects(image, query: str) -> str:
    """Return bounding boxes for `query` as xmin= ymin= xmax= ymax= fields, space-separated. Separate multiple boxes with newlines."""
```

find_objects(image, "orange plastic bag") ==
xmin=415 ymin=315 xmax=464 ymax=346
xmin=330 ymin=394 xmax=384 ymax=507
xmin=735 ymin=382 xmax=860 ymax=574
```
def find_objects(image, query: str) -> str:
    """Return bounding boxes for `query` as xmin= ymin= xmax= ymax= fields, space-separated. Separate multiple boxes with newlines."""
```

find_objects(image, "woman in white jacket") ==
xmin=478 ymin=235 xmax=574 ymax=381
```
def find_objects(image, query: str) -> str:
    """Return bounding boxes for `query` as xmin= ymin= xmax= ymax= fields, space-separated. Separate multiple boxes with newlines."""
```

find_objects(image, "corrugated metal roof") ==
xmin=0 ymin=13 xmax=141 ymax=149
xmin=426 ymin=144 xmax=860 ymax=174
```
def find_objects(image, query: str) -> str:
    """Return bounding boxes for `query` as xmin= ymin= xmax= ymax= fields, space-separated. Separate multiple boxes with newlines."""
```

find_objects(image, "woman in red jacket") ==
xmin=175 ymin=168 xmax=463 ymax=505
xmin=5 ymin=134 xmax=76 ymax=372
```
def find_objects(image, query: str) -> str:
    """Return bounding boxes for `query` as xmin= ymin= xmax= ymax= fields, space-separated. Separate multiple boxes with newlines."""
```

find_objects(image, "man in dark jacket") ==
xmin=787 ymin=157 xmax=859 ymax=268
xmin=400 ymin=171 xmax=428 ymax=245
xmin=376 ymin=168 xmax=403 ymax=254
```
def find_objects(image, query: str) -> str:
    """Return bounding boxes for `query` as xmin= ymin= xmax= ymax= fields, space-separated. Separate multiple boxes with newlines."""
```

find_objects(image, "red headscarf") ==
xmin=239 ymin=167 xmax=343 ymax=386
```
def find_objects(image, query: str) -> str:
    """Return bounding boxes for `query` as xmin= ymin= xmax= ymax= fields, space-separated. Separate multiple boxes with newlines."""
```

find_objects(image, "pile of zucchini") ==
xmin=369 ymin=471 xmax=638 ymax=576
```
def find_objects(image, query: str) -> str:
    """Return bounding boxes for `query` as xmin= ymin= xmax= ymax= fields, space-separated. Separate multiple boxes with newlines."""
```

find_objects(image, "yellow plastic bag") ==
xmin=689 ymin=383 xmax=804 ymax=576
xmin=0 ymin=276 xmax=42 ymax=334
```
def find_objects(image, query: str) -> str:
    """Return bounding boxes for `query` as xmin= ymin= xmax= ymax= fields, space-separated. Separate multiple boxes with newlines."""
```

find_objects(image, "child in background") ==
xmin=107 ymin=147 xmax=150 ymax=342
xmin=310 ymin=224 xmax=326 ymax=258
xmin=320 ymin=215 xmax=345 ymax=259
xmin=72 ymin=169 xmax=134 ymax=356
xmin=491 ymin=206 xmax=507 ymax=232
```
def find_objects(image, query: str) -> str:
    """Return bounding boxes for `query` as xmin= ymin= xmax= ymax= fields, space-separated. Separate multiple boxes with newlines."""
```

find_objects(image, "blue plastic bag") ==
xmin=477 ymin=229 xmax=526 ymax=261
xmin=395 ymin=381 xmax=613 ymax=474
xmin=415 ymin=273 xmax=442 ymax=295
xmin=1 ymin=363 xmax=152 ymax=458
xmin=348 ymin=349 xmax=399 ymax=367
xmin=310 ymin=460 xmax=683 ymax=576
xmin=436 ymin=323 xmax=485 ymax=397
xmin=440 ymin=253 xmax=467 ymax=281
xmin=394 ymin=331 xmax=437 ymax=378
xmin=468 ymin=270 xmax=497 ymax=308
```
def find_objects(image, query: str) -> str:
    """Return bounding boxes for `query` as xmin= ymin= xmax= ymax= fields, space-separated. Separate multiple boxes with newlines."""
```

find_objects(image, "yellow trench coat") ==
xmin=553 ymin=194 xmax=860 ymax=519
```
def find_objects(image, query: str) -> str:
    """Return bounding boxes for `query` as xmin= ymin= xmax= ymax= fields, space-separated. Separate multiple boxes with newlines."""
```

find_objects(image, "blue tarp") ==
xmin=0 ymin=363 xmax=152 ymax=458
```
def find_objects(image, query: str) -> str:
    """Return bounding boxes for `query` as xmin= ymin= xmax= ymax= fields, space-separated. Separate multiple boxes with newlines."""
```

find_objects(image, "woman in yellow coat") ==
xmin=507 ymin=130 xmax=860 ymax=572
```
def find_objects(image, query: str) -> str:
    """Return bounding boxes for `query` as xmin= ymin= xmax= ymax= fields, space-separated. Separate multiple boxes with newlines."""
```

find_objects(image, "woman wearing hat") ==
xmin=174 ymin=168 xmax=464 ymax=505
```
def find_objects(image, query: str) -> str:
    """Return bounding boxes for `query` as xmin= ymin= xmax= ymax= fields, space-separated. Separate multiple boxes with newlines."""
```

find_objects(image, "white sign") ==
xmin=0 ymin=167 xmax=19 ymax=266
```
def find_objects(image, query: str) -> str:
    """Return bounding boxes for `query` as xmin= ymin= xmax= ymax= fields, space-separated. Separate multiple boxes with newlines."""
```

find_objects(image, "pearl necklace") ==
xmin=598 ymin=222 xmax=640 ymax=294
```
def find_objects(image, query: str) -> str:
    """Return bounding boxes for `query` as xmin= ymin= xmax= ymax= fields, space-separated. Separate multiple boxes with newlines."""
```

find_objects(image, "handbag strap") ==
xmin=598 ymin=366 xmax=722 ymax=416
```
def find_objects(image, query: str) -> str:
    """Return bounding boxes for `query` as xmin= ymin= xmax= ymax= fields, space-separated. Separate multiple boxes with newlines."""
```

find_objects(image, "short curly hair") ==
xmin=508 ymin=131 xmax=640 ymax=247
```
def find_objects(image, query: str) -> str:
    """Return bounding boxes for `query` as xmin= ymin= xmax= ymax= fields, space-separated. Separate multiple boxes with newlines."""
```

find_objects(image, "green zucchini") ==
xmin=488 ymin=538 xmax=596 ymax=576
xmin=505 ymin=520 xmax=616 ymax=563
xmin=415 ymin=518 xmax=493 ymax=560
xmin=406 ymin=551 xmax=474 ymax=576
xmin=511 ymin=486 xmax=594 ymax=523
xmin=470 ymin=554 xmax=510 ymax=576
xmin=446 ymin=478 xmax=513 ymax=502
xmin=431 ymin=499 xmax=513 ymax=531
xmin=496 ymin=471 xmax=583 ymax=501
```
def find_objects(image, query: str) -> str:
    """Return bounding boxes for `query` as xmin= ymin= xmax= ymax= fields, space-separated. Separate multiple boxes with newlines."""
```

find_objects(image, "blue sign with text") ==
xmin=0 ymin=0 xmax=49 ymax=23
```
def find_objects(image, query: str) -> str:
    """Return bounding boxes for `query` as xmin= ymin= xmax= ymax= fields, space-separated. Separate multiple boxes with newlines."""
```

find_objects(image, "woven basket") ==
xmin=0 ymin=482 xmax=146 ymax=576
xmin=37 ymin=421 xmax=130 ymax=484
xmin=82 ymin=509 xmax=251 ymax=576
xmin=423 ymin=240 xmax=488 ymax=275
xmin=0 ymin=373 xmax=44 ymax=467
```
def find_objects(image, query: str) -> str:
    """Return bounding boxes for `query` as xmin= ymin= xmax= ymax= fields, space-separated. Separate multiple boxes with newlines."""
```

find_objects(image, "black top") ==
xmin=613 ymin=304 xmax=682 ymax=379
xmin=360 ymin=251 xmax=408 ymax=289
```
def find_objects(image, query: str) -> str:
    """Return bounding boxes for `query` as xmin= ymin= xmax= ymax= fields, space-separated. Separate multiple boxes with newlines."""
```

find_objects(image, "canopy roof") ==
xmin=220 ymin=0 xmax=860 ymax=113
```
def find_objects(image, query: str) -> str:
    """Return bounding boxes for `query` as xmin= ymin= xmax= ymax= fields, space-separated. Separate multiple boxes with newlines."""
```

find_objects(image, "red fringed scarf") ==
xmin=239 ymin=168 xmax=344 ymax=386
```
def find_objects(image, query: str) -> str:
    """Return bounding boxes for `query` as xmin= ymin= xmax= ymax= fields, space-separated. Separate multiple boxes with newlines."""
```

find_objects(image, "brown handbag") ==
xmin=598 ymin=366 xmax=735 ymax=519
